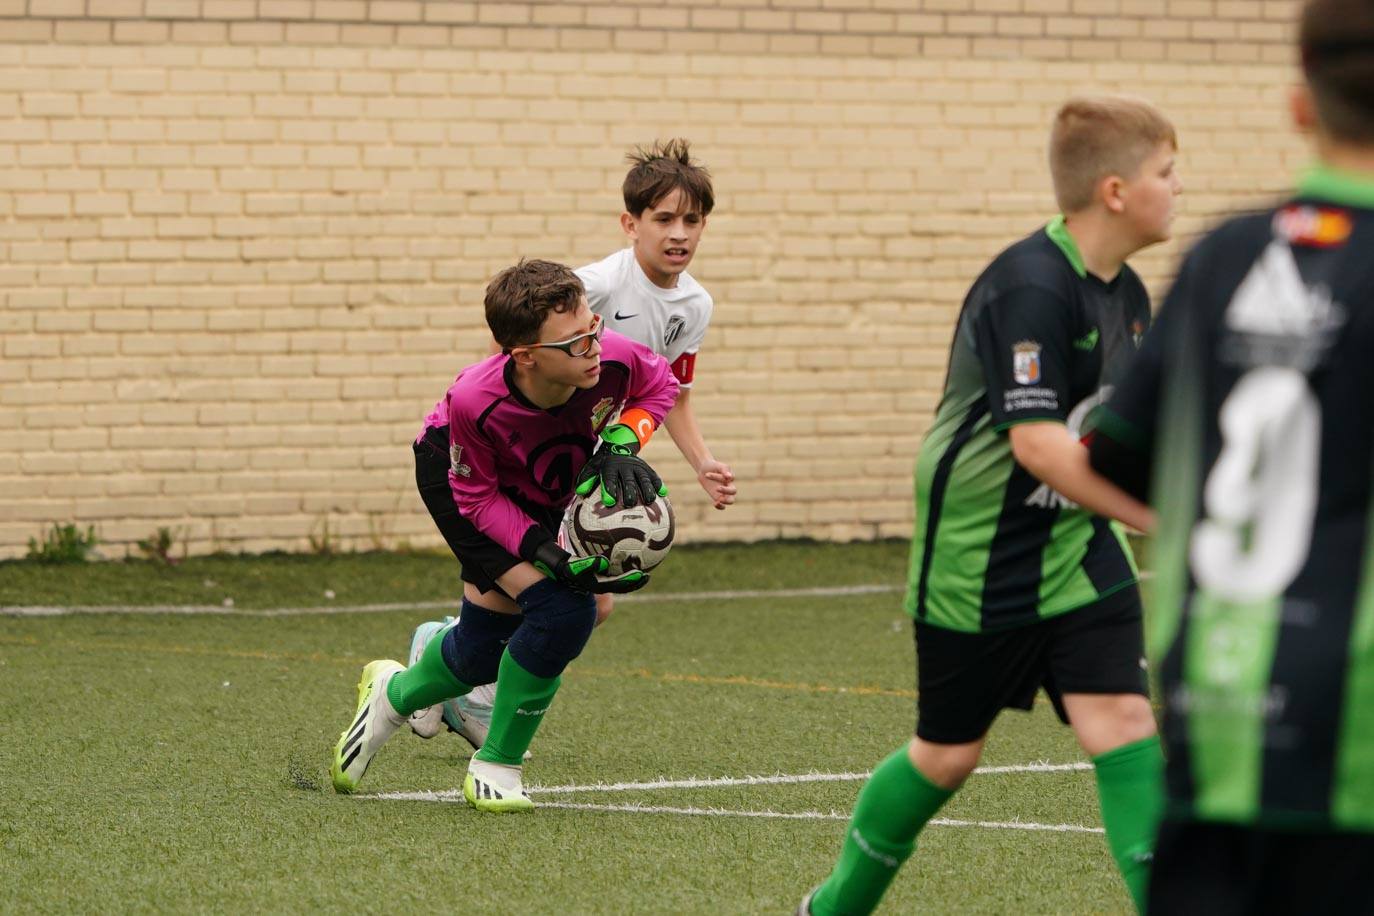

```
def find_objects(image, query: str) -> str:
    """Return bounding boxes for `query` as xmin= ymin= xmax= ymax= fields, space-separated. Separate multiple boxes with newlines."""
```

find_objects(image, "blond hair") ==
xmin=1050 ymin=97 xmax=1177 ymax=213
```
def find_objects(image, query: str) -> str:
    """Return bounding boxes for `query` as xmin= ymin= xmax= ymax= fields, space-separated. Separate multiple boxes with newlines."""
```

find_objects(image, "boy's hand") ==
xmin=526 ymin=539 xmax=608 ymax=592
xmin=576 ymin=448 xmax=665 ymax=508
xmin=577 ymin=424 xmax=666 ymax=508
xmin=697 ymin=459 xmax=736 ymax=510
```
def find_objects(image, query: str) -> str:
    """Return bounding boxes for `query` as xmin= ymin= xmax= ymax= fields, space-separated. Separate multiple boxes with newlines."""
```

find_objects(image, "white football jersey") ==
xmin=576 ymin=248 xmax=713 ymax=387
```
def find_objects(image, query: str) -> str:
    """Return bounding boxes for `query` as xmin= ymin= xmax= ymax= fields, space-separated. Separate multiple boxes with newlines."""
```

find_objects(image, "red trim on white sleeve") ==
xmin=670 ymin=351 xmax=697 ymax=386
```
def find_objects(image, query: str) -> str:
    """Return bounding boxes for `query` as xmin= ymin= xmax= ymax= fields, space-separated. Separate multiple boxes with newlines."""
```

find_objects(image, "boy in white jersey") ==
xmin=578 ymin=139 xmax=735 ymax=511
xmin=407 ymin=139 xmax=735 ymax=749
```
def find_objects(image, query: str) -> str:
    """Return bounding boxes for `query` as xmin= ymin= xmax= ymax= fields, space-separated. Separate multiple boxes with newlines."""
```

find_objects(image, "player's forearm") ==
xmin=1009 ymin=423 xmax=1155 ymax=533
xmin=661 ymin=392 xmax=713 ymax=471
xmin=1047 ymin=455 xmax=1155 ymax=533
xmin=450 ymin=481 xmax=541 ymax=557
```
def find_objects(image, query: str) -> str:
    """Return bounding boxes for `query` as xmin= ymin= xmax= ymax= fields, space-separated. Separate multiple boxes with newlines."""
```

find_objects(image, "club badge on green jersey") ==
xmin=1013 ymin=340 xmax=1042 ymax=385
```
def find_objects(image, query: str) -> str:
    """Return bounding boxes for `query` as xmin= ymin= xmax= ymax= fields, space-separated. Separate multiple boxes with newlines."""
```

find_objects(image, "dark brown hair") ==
xmin=1301 ymin=0 xmax=1374 ymax=143
xmin=484 ymin=258 xmax=585 ymax=350
xmin=1049 ymin=97 xmax=1177 ymax=213
xmin=622 ymin=138 xmax=715 ymax=217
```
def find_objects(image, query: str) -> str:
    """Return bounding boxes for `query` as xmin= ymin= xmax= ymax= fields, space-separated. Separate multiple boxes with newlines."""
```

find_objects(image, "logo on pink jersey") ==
xmin=527 ymin=436 xmax=594 ymax=498
xmin=450 ymin=445 xmax=472 ymax=478
xmin=591 ymin=396 xmax=615 ymax=430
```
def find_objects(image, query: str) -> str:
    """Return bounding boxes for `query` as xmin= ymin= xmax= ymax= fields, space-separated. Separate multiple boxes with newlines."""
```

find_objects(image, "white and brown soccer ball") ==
xmin=561 ymin=493 xmax=675 ymax=578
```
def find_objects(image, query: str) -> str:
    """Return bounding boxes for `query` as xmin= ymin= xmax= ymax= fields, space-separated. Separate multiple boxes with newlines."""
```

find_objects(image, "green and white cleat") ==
xmin=406 ymin=618 xmax=453 ymax=740
xmin=463 ymin=757 xmax=534 ymax=813
xmin=331 ymin=659 xmax=405 ymax=794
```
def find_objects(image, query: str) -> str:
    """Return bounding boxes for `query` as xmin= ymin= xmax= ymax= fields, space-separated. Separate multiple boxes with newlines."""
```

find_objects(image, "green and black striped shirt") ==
xmin=907 ymin=219 xmax=1148 ymax=633
xmin=1094 ymin=164 xmax=1374 ymax=832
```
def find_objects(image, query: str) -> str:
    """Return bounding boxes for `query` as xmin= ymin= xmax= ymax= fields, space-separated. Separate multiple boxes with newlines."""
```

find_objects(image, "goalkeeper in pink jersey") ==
xmin=330 ymin=258 xmax=678 ymax=811
xmin=407 ymin=139 xmax=735 ymax=751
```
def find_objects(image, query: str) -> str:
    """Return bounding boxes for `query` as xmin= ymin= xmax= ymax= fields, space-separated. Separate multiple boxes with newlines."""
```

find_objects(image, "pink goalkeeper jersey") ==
xmin=417 ymin=329 xmax=679 ymax=557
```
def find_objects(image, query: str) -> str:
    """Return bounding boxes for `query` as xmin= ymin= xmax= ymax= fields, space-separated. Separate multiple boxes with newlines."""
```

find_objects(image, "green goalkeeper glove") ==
xmin=593 ymin=568 xmax=651 ymax=594
xmin=524 ymin=536 xmax=608 ymax=593
xmin=524 ymin=536 xmax=649 ymax=594
xmin=576 ymin=423 xmax=668 ymax=509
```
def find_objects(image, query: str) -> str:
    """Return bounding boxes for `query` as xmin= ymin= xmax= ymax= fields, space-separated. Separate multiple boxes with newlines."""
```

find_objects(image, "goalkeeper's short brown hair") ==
xmin=484 ymin=259 xmax=585 ymax=351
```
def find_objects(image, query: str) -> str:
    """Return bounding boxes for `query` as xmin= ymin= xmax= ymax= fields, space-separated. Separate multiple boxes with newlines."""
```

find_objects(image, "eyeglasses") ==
xmin=519 ymin=313 xmax=604 ymax=358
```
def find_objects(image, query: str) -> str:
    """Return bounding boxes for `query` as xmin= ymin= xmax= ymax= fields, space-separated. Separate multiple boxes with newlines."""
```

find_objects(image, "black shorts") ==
xmin=914 ymin=584 xmax=1146 ymax=744
xmin=414 ymin=425 xmax=562 ymax=598
xmin=1149 ymin=818 xmax=1374 ymax=915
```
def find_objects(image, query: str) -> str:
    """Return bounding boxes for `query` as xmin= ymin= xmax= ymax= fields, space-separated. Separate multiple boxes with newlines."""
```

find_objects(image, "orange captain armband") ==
xmin=617 ymin=408 xmax=658 ymax=449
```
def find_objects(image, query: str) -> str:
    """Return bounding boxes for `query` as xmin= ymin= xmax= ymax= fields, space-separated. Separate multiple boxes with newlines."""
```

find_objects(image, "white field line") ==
xmin=540 ymin=803 xmax=1104 ymax=834
xmin=2 ymin=571 xmax=1156 ymax=617
xmin=0 ymin=583 xmax=902 ymax=617
xmin=529 ymin=762 xmax=1093 ymax=795
xmin=359 ymin=774 xmax=1099 ymax=840
xmin=370 ymin=761 xmax=1093 ymax=803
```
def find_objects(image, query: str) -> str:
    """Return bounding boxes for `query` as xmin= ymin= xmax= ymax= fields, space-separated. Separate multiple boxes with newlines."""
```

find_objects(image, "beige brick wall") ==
xmin=1 ymin=0 xmax=1307 ymax=558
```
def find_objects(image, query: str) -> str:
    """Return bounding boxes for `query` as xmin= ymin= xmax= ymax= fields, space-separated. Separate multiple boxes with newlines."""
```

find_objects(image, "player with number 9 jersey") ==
xmin=1092 ymin=166 xmax=1374 ymax=831
xmin=1085 ymin=3 xmax=1374 ymax=908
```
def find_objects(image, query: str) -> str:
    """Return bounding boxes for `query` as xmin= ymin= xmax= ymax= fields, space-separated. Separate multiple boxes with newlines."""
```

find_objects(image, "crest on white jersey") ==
xmin=664 ymin=315 xmax=686 ymax=349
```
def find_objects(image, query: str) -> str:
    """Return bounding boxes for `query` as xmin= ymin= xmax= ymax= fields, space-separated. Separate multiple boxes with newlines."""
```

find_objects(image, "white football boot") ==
xmin=446 ymin=682 xmax=495 ymax=749
xmin=404 ymin=618 xmax=527 ymax=758
xmin=463 ymin=756 xmax=533 ymax=813
xmin=331 ymin=659 xmax=405 ymax=794
xmin=406 ymin=618 xmax=453 ymax=740
xmin=446 ymin=683 xmax=531 ymax=760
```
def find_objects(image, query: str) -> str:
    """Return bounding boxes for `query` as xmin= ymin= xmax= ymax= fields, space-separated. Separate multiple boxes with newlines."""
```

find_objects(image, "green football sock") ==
xmin=811 ymin=746 xmax=955 ymax=916
xmin=385 ymin=620 xmax=470 ymax=716
xmin=1092 ymin=735 xmax=1164 ymax=914
xmin=473 ymin=649 xmax=561 ymax=766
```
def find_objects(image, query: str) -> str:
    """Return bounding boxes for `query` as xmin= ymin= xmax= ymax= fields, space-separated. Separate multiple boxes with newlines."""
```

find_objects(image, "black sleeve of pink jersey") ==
xmin=973 ymin=285 xmax=1076 ymax=430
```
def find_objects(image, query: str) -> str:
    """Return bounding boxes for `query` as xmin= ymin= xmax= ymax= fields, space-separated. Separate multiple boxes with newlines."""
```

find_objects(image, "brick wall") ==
xmin=0 ymin=0 xmax=1306 ymax=558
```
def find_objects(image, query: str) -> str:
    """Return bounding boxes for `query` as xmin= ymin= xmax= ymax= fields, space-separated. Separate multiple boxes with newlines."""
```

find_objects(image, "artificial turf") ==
xmin=1 ymin=541 xmax=1130 ymax=914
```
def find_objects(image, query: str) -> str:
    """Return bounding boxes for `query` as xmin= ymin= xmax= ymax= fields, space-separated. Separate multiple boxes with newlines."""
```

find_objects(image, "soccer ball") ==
xmin=561 ymin=493 xmax=675 ymax=578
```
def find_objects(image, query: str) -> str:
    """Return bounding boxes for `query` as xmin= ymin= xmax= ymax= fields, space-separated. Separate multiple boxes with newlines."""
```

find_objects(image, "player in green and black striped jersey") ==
xmin=909 ymin=213 xmax=1150 ymax=632
xmin=1088 ymin=2 xmax=1374 ymax=908
xmin=800 ymin=99 xmax=1180 ymax=916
